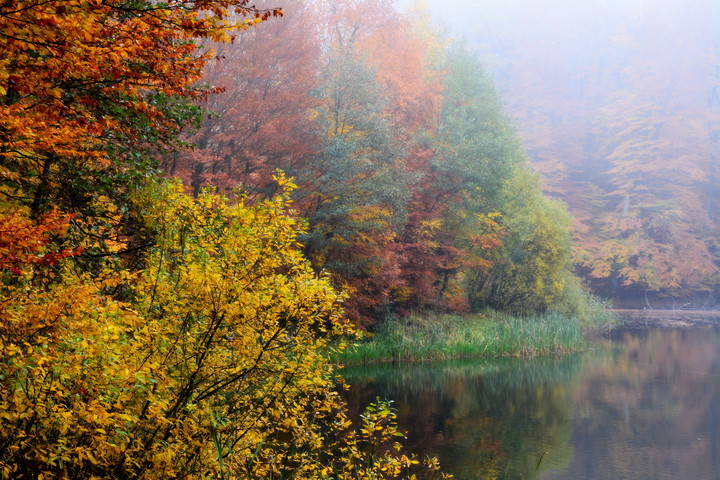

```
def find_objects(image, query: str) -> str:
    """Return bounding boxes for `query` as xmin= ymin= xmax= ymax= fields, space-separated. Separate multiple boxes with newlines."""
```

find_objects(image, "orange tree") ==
xmin=0 ymin=0 xmax=281 ymax=233
xmin=167 ymin=1 xmax=321 ymax=199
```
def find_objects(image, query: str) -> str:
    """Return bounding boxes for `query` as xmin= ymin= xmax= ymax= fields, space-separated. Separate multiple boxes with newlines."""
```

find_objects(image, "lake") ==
xmin=342 ymin=318 xmax=720 ymax=479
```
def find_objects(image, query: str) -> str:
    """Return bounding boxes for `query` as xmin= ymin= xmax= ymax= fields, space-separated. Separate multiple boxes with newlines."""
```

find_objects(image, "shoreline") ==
xmin=612 ymin=309 xmax=720 ymax=328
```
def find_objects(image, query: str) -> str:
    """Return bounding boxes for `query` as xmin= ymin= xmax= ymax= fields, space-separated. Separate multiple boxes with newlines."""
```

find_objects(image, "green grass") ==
xmin=336 ymin=310 xmax=614 ymax=365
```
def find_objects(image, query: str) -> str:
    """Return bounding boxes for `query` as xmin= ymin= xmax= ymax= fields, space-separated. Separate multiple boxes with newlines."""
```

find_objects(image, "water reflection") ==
xmin=342 ymin=326 xmax=720 ymax=480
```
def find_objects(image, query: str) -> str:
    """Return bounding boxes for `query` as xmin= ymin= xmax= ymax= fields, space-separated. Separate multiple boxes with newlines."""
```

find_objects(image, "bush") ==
xmin=0 ymin=180 xmax=448 ymax=479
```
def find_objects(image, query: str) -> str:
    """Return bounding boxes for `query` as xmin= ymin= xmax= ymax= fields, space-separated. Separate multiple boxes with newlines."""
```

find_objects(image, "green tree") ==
xmin=434 ymin=43 xmax=578 ymax=314
xmin=468 ymin=169 xmax=575 ymax=313
xmin=293 ymin=11 xmax=417 ymax=326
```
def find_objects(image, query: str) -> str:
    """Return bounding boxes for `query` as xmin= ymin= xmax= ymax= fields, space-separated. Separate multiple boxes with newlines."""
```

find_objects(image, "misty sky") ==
xmin=398 ymin=0 xmax=720 ymax=186
xmin=400 ymin=0 xmax=719 ymax=97
xmin=401 ymin=1 xmax=719 ymax=63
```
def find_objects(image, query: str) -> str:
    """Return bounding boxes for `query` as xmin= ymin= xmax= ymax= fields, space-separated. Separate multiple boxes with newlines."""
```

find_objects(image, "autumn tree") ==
xmin=456 ymin=0 xmax=720 ymax=305
xmin=286 ymin=0 xmax=429 ymax=326
xmin=395 ymin=41 xmax=513 ymax=312
xmin=431 ymin=42 xmax=579 ymax=314
xmin=582 ymin=89 xmax=719 ymax=302
xmin=0 ymin=179 xmax=449 ymax=479
xmin=467 ymin=170 xmax=576 ymax=313
xmin=166 ymin=0 xmax=321 ymax=199
xmin=0 ymin=0 xmax=281 ymax=268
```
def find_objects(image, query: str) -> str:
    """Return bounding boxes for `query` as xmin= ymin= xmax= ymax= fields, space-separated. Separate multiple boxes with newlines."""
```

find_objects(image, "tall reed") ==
xmin=337 ymin=311 xmax=595 ymax=365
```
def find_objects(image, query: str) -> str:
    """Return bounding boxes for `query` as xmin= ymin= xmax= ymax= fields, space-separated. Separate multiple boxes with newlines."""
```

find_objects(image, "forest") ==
xmin=0 ymin=0 xmax=695 ymax=478
xmin=166 ymin=0 xmax=594 ymax=327
xmin=438 ymin=0 xmax=720 ymax=308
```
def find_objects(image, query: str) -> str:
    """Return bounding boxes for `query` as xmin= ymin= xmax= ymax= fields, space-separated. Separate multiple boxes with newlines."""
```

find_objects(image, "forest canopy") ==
xmin=168 ymin=0 xmax=592 ymax=326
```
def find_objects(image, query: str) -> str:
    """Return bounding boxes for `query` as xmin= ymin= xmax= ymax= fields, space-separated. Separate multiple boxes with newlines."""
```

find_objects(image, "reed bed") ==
xmin=338 ymin=311 xmax=598 ymax=364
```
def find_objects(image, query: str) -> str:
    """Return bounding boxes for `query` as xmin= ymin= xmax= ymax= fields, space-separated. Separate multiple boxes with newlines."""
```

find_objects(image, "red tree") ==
xmin=166 ymin=1 xmax=321 ymax=199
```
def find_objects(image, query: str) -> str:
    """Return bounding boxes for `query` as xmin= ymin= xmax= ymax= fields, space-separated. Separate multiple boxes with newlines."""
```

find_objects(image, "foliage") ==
xmin=339 ymin=311 xmax=590 ymax=365
xmin=0 ymin=205 xmax=81 ymax=276
xmin=298 ymin=44 xmax=414 ymax=327
xmin=463 ymin=0 xmax=720 ymax=304
xmin=0 ymin=0 xmax=282 ymax=259
xmin=467 ymin=179 xmax=575 ymax=313
xmin=167 ymin=0 xmax=321 ymax=199
xmin=435 ymin=43 xmax=578 ymax=315
xmin=0 ymin=179 xmax=449 ymax=479
xmin=160 ymin=0 xmax=596 ymax=325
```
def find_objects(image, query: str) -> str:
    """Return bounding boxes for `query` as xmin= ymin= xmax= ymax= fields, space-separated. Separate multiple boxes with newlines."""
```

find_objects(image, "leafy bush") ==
xmin=0 ymin=180 xmax=448 ymax=479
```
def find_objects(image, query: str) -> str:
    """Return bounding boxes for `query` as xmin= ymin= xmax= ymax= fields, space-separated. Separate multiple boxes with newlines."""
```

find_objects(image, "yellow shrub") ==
xmin=0 ymin=179 xmax=448 ymax=479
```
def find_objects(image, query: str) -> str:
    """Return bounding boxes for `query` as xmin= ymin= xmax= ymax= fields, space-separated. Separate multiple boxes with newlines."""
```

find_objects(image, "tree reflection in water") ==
xmin=342 ymin=326 xmax=720 ymax=480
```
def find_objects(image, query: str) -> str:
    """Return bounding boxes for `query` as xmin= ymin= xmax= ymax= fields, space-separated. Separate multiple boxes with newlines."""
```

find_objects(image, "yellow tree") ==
xmin=0 ymin=178 xmax=448 ymax=479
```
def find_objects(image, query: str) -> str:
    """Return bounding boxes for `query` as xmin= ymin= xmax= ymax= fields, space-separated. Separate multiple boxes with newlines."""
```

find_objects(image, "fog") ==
xmin=396 ymin=0 xmax=720 ymax=304
xmin=400 ymin=0 xmax=719 ymax=161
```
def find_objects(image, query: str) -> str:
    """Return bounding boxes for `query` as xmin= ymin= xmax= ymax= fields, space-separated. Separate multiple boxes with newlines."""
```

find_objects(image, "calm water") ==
xmin=342 ymin=325 xmax=720 ymax=480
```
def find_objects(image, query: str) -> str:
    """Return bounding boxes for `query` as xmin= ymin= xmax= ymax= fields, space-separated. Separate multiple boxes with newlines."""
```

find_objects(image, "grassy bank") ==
xmin=338 ymin=310 xmax=615 ymax=365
